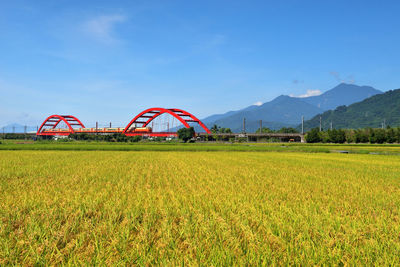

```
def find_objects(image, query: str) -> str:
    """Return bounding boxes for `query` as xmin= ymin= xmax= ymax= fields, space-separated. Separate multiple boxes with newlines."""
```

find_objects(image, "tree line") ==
xmin=255 ymin=127 xmax=299 ymax=134
xmin=1 ymin=133 xmax=30 ymax=139
xmin=306 ymin=127 xmax=400 ymax=143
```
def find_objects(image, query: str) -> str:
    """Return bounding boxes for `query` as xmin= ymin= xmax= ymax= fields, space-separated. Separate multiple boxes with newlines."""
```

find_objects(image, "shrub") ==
xmin=129 ymin=136 xmax=142 ymax=142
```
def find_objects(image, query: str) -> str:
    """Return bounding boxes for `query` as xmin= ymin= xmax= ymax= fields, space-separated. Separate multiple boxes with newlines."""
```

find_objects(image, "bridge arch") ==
xmin=37 ymin=115 xmax=85 ymax=135
xmin=123 ymin=108 xmax=211 ymax=134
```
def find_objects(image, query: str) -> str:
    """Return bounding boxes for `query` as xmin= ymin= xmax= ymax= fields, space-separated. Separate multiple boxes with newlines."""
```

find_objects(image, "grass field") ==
xmin=2 ymin=140 xmax=400 ymax=154
xmin=1 ymin=149 xmax=400 ymax=264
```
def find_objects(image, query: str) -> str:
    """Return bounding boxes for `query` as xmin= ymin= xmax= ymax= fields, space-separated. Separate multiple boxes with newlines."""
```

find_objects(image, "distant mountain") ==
xmin=210 ymin=95 xmax=323 ymax=131
xmin=201 ymin=110 xmax=241 ymax=125
xmin=300 ymin=83 xmax=382 ymax=110
xmin=302 ymin=88 xmax=400 ymax=130
xmin=201 ymin=104 xmax=259 ymax=125
xmin=202 ymin=83 xmax=381 ymax=131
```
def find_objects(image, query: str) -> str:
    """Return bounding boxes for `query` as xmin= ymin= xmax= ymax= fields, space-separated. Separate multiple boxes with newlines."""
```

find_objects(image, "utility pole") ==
xmin=24 ymin=125 xmax=27 ymax=140
xmin=243 ymin=118 xmax=246 ymax=133
xmin=96 ymin=122 xmax=98 ymax=138
xmin=301 ymin=116 xmax=304 ymax=134
xmin=319 ymin=116 xmax=322 ymax=132
xmin=167 ymin=122 xmax=169 ymax=132
xmin=109 ymin=122 xmax=112 ymax=128
xmin=259 ymin=120 xmax=262 ymax=134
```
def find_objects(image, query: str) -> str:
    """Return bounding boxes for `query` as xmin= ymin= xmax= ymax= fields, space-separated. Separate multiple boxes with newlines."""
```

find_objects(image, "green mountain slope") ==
xmin=302 ymin=89 xmax=400 ymax=130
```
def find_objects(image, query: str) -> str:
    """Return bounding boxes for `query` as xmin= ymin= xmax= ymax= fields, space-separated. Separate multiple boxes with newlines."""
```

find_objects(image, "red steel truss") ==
xmin=37 ymin=115 xmax=85 ymax=136
xmin=123 ymin=107 xmax=211 ymax=135
xmin=36 ymin=108 xmax=211 ymax=136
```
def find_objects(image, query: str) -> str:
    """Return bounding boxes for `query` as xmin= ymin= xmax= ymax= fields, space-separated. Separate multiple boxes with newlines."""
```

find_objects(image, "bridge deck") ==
xmin=38 ymin=128 xmax=178 ymax=137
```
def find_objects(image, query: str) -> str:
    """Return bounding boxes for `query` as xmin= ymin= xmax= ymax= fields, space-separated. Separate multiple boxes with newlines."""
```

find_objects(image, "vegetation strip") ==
xmin=2 ymin=141 xmax=400 ymax=154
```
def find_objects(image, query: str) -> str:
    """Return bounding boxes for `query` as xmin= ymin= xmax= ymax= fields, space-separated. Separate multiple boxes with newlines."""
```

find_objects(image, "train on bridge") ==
xmin=36 ymin=108 xmax=211 ymax=137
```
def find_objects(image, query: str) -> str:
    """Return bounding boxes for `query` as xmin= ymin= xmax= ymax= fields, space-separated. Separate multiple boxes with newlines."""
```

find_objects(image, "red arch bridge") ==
xmin=37 ymin=108 xmax=211 ymax=137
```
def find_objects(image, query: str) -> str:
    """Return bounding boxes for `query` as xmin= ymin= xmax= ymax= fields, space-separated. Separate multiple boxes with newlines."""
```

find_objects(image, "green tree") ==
xmin=115 ymin=134 xmax=128 ymax=142
xmin=354 ymin=129 xmax=369 ymax=143
xmin=256 ymin=127 xmax=274 ymax=133
xmin=305 ymin=128 xmax=322 ymax=143
xmin=320 ymin=131 xmax=330 ymax=143
xmin=210 ymin=125 xmax=232 ymax=134
xmin=327 ymin=129 xmax=346 ymax=143
xmin=345 ymin=130 xmax=356 ymax=143
xmin=177 ymin=127 xmax=195 ymax=142
xmin=336 ymin=129 xmax=346 ymax=143
xmin=396 ymin=127 xmax=400 ymax=143
xmin=129 ymin=136 xmax=142 ymax=142
xmin=277 ymin=127 xmax=299 ymax=133
xmin=220 ymin=128 xmax=232 ymax=133
xmin=386 ymin=128 xmax=396 ymax=143
xmin=369 ymin=128 xmax=386 ymax=144
xmin=211 ymin=124 xmax=220 ymax=133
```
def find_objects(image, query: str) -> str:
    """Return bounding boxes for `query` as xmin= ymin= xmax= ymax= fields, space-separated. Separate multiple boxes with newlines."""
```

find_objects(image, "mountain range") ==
xmin=202 ymin=83 xmax=382 ymax=132
xmin=302 ymin=88 xmax=400 ymax=130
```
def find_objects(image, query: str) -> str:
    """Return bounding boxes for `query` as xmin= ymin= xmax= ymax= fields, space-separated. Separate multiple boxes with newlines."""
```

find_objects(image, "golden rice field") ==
xmin=1 ymin=150 xmax=400 ymax=265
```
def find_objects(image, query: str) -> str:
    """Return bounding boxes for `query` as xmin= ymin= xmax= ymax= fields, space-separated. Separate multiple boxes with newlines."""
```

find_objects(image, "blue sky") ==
xmin=1 ymin=0 xmax=400 ymax=127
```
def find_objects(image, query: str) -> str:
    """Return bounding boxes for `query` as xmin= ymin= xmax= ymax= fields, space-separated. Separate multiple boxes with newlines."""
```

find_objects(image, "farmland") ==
xmin=1 ymin=149 xmax=400 ymax=265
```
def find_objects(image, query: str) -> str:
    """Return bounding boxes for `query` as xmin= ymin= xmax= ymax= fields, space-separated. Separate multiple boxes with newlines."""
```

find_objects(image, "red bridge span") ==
xmin=37 ymin=107 xmax=211 ymax=137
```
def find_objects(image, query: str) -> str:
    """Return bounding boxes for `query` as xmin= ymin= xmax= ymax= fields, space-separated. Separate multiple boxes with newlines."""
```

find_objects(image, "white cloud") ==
xmin=291 ymin=89 xmax=322 ymax=98
xmin=253 ymin=101 xmax=263 ymax=106
xmin=83 ymin=15 xmax=126 ymax=44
